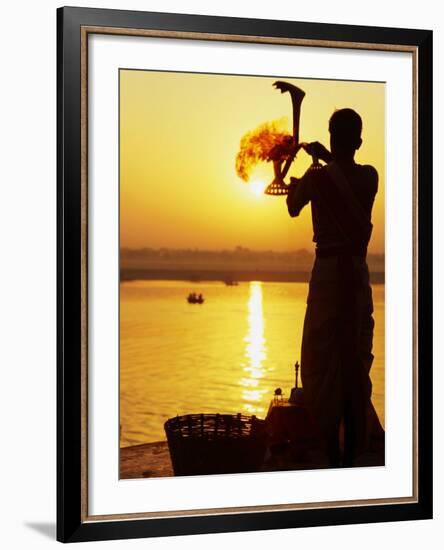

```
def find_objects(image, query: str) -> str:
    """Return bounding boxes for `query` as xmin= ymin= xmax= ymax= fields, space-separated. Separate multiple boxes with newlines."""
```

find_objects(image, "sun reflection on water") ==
xmin=241 ymin=282 xmax=268 ymax=414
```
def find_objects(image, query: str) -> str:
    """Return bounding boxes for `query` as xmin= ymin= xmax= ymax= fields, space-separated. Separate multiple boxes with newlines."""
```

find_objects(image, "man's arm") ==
xmin=286 ymin=173 xmax=311 ymax=217
xmin=303 ymin=141 xmax=332 ymax=164
xmin=364 ymin=165 xmax=379 ymax=194
xmin=271 ymin=154 xmax=310 ymax=216
xmin=285 ymin=141 xmax=331 ymax=217
xmin=363 ymin=164 xmax=379 ymax=213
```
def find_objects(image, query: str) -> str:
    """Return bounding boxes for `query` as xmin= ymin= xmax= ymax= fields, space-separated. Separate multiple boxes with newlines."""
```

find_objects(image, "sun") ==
xmin=250 ymin=180 xmax=267 ymax=197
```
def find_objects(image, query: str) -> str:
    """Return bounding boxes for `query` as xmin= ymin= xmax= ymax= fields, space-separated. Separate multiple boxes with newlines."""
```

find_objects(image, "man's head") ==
xmin=329 ymin=108 xmax=362 ymax=159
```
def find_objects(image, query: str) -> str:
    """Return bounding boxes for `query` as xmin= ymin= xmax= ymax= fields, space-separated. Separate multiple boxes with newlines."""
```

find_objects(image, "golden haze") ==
xmin=120 ymin=70 xmax=385 ymax=253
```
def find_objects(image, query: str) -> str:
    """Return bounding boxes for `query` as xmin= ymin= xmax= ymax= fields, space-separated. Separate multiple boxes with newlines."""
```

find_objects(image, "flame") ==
xmin=235 ymin=119 xmax=293 ymax=182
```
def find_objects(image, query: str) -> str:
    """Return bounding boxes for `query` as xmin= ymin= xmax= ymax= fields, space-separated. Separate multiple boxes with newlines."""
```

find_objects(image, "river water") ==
xmin=120 ymin=280 xmax=384 ymax=447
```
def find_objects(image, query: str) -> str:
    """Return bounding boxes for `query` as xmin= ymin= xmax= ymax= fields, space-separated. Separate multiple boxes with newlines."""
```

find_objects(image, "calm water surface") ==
xmin=120 ymin=280 xmax=384 ymax=447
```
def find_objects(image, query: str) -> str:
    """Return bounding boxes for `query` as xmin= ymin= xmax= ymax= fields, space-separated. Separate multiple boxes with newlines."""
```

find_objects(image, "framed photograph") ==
xmin=57 ymin=6 xmax=433 ymax=543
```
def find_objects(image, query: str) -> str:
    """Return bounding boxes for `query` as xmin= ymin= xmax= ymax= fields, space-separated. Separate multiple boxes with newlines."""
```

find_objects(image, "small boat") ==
xmin=187 ymin=293 xmax=205 ymax=304
xmin=224 ymin=279 xmax=239 ymax=286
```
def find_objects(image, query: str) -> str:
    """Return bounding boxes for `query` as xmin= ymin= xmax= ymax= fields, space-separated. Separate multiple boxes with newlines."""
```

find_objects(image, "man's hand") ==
xmin=303 ymin=141 xmax=332 ymax=163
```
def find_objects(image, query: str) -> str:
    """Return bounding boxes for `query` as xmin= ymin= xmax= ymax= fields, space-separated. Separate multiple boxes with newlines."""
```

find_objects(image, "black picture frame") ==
xmin=57 ymin=6 xmax=433 ymax=543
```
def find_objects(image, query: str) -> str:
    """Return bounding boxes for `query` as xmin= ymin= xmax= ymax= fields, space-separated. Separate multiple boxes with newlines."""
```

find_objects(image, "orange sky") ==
xmin=120 ymin=70 xmax=385 ymax=253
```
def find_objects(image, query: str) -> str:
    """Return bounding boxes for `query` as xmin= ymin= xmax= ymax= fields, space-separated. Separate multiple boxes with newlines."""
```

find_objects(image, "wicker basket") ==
xmin=164 ymin=413 xmax=268 ymax=476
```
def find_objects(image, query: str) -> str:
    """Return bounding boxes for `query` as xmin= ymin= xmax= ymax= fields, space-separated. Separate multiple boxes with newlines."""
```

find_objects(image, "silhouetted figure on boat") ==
xmin=277 ymin=108 xmax=382 ymax=467
xmin=187 ymin=292 xmax=205 ymax=304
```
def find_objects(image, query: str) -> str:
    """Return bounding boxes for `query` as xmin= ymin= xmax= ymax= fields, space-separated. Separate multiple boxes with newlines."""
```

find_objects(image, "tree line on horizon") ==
xmin=120 ymin=246 xmax=385 ymax=272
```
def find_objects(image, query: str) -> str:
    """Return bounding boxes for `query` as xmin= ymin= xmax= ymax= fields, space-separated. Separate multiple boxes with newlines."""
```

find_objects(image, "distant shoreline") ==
xmin=120 ymin=268 xmax=385 ymax=284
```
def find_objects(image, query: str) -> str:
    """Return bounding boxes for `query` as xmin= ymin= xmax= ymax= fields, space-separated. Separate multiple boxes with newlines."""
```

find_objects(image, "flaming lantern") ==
xmin=236 ymin=81 xmax=320 ymax=196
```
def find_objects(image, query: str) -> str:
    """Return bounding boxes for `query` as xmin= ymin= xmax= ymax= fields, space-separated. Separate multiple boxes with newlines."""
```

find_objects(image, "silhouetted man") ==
xmin=280 ymin=109 xmax=378 ymax=467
